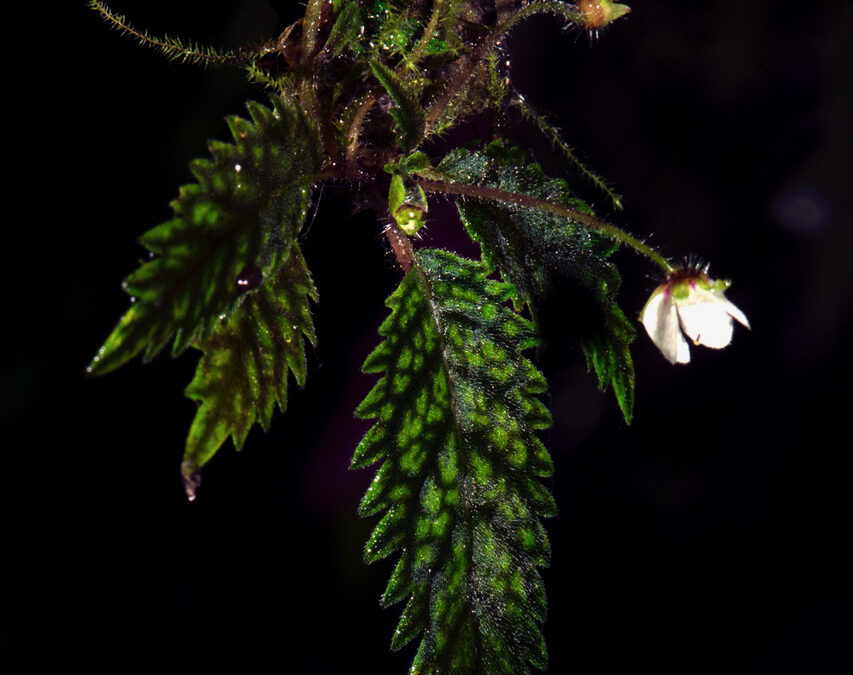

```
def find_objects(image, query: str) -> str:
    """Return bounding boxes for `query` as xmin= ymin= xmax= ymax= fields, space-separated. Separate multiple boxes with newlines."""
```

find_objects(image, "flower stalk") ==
xmin=415 ymin=177 xmax=674 ymax=272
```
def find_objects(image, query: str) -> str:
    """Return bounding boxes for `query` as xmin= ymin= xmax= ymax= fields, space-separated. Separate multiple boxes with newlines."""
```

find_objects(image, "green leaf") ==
xmin=180 ymin=242 xmax=317 ymax=495
xmin=325 ymin=0 xmax=362 ymax=56
xmin=369 ymin=59 xmax=425 ymax=153
xmin=88 ymin=96 xmax=323 ymax=375
xmin=437 ymin=141 xmax=635 ymax=422
xmin=354 ymin=249 xmax=554 ymax=674
xmin=385 ymin=150 xmax=433 ymax=176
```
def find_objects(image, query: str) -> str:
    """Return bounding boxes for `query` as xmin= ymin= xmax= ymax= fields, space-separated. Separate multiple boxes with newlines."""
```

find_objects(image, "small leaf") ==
xmin=182 ymin=242 xmax=317 ymax=491
xmin=324 ymin=0 xmax=362 ymax=56
xmin=369 ymin=59 xmax=425 ymax=153
xmin=354 ymin=249 xmax=554 ymax=673
xmin=88 ymin=96 xmax=322 ymax=375
xmin=438 ymin=141 xmax=635 ymax=421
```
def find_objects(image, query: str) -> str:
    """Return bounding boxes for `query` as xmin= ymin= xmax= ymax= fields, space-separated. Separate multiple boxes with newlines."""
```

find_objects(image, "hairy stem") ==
xmin=424 ymin=0 xmax=581 ymax=130
xmin=510 ymin=96 xmax=624 ymax=211
xmin=300 ymin=0 xmax=329 ymax=65
xmin=88 ymin=0 xmax=237 ymax=66
xmin=416 ymin=178 xmax=674 ymax=272
xmin=346 ymin=93 xmax=378 ymax=168
xmin=384 ymin=224 xmax=415 ymax=271
xmin=406 ymin=0 xmax=445 ymax=67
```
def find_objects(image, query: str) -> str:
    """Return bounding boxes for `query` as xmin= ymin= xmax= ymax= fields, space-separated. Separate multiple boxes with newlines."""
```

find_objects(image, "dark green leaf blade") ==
xmin=325 ymin=0 xmax=362 ymax=56
xmin=354 ymin=249 xmax=553 ymax=674
xmin=437 ymin=141 xmax=635 ymax=422
xmin=88 ymin=96 xmax=322 ymax=375
xmin=181 ymin=242 xmax=317 ymax=496
xmin=369 ymin=60 xmax=425 ymax=153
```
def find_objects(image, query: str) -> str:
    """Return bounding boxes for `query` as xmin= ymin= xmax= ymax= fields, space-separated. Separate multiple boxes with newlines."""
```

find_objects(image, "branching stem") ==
xmin=424 ymin=0 xmax=582 ymax=131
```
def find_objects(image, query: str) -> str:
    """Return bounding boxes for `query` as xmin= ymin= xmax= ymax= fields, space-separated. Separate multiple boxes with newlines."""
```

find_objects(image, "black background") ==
xmin=3 ymin=1 xmax=852 ymax=672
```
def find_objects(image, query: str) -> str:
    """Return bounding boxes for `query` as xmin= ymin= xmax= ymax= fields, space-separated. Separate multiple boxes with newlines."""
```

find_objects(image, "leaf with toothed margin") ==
xmin=353 ymin=249 xmax=555 ymax=674
xmin=437 ymin=140 xmax=635 ymax=422
xmin=369 ymin=59 xmax=425 ymax=153
xmin=180 ymin=242 xmax=317 ymax=500
xmin=87 ymin=96 xmax=322 ymax=376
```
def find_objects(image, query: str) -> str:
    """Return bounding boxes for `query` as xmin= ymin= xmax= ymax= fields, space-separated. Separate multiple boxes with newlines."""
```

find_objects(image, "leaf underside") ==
xmin=88 ymin=95 xmax=322 ymax=375
xmin=437 ymin=141 xmax=635 ymax=422
xmin=182 ymin=242 xmax=317 ymax=477
xmin=354 ymin=249 xmax=555 ymax=674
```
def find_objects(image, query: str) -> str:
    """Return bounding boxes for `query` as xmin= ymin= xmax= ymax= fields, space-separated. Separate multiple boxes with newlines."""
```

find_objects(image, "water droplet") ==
xmin=235 ymin=264 xmax=263 ymax=291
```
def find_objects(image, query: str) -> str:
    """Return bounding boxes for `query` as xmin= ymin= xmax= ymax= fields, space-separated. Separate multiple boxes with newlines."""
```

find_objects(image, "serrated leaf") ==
xmin=181 ymin=243 xmax=317 ymax=485
xmin=88 ymin=96 xmax=322 ymax=375
xmin=437 ymin=141 xmax=635 ymax=422
xmin=354 ymin=249 xmax=553 ymax=674
xmin=369 ymin=59 xmax=425 ymax=153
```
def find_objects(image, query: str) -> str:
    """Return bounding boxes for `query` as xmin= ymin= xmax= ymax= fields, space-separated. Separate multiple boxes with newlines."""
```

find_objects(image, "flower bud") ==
xmin=576 ymin=0 xmax=631 ymax=30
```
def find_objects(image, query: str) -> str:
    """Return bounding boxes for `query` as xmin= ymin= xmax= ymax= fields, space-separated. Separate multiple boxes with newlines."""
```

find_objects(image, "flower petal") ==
xmin=640 ymin=289 xmax=690 ymax=364
xmin=723 ymin=299 xmax=750 ymax=329
xmin=675 ymin=325 xmax=691 ymax=363
xmin=677 ymin=301 xmax=734 ymax=349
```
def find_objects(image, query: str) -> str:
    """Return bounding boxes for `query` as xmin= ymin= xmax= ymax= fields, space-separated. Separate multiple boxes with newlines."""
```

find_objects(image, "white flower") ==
xmin=639 ymin=268 xmax=750 ymax=364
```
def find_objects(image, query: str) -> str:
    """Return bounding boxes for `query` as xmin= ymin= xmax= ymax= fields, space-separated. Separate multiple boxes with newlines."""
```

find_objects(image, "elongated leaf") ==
xmin=324 ymin=0 xmax=362 ymax=56
xmin=354 ymin=249 xmax=555 ymax=674
xmin=181 ymin=243 xmax=317 ymax=496
xmin=88 ymin=96 xmax=322 ymax=375
xmin=369 ymin=60 xmax=425 ymax=153
xmin=437 ymin=141 xmax=635 ymax=422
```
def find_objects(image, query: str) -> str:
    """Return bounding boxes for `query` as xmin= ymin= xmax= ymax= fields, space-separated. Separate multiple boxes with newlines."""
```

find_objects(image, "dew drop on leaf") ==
xmin=235 ymin=264 xmax=263 ymax=291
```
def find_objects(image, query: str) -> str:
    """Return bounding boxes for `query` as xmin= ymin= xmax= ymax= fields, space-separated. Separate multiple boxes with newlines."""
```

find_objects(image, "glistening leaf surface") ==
xmin=369 ymin=60 xmax=425 ymax=153
xmin=354 ymin=249 xmax=554 ymax=674
xmin=88 ymin=96 xmax=322 ymax=375
xmin=182 ymin=242 xmax=317 ymax=487
xmin=438 ymin=141 xmax=635 ymax=421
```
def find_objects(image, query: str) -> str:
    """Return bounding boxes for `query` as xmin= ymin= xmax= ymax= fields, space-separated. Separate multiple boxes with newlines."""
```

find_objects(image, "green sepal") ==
xmin=181 ymin=242 xmax=317 ymax=487
xmin=388 ymin=174 xmax=406 ymax=214
xmin=354 ymin=249 xmax=554 ymax=673
xmin=369 ymin=59 xmax=425 ymax=153
xmin=88 ymin=96 xmax=322 ymax=375
xmin=388 ymin=174 xmax=428 ymax=236
xmin=437 ymin=140 xmax=635 ymax=422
